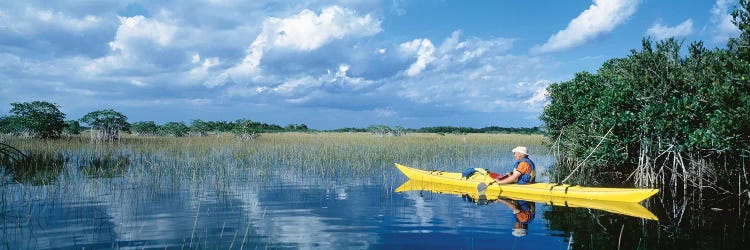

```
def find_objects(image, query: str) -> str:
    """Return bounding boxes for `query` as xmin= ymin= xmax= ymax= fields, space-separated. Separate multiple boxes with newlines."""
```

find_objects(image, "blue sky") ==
xmin=0 ymin=0 xmax=742 ymax=129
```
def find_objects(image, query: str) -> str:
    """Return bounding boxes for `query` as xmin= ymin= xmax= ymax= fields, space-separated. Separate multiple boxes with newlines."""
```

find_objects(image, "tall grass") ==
xmin=2 ymin=132 xmax=546 ymax=186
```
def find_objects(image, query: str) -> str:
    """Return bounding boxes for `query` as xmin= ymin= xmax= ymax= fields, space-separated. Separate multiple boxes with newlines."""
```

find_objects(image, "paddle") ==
xmin=477 ymin=181 xmax=496 ymax=195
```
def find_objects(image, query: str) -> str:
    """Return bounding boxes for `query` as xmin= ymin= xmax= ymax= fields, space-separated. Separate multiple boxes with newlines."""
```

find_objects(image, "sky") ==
xmin=0 ymin=0 xmax=742 ymax=130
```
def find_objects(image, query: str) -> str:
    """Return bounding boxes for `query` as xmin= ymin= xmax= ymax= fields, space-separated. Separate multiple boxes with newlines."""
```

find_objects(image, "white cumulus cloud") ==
xmin=400 ymin=38 xmax=435 ymax=77
xmin=388 ymin=31 xmax=548 ymax=114
xmin=188 ymin=54 xmax=220 ymax=80
xmin=108 ymin=15 xmax=177 ymax=52
xmin=523 ymin=82 xmax=551 ymax=111
xmin=646 ymin=19 xmax=693 ymax=40
xmin=191 ymin=53 xmax=201 ymax=64
xmin=268 ymin=6 xmax=381 ymax=51
xmin=227 ymin=62 xmax=374 ymax=101
xmin=84 ymin=15 xmax=181 ymax=76
xmin=711 ymin=0 xmax=740 ymax=43
xmin=223 ymin=5 xmax=381 ymax=83
xmin=334 ymin=64 xmax=350 ymax=79
xmin=532 ymin=0 xmax=639 ymax=54
xmin=273 ymin=76 xmax=319 ymax=95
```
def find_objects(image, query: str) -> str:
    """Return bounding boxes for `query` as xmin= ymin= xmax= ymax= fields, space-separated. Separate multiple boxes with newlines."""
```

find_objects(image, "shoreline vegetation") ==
xmin=542 ymin=1 xmax=750 ymax=198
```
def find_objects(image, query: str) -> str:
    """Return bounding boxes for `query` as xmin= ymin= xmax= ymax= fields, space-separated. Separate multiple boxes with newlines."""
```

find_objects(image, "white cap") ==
xmin=512 ymin=228 xmax=527 ymax=237
xmin=512 ymin=146 xmax=528 ymax=155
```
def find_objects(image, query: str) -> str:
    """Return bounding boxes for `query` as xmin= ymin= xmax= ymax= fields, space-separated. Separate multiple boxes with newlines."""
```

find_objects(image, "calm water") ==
xmin=1 ymin=152 xmax=748 ymax=249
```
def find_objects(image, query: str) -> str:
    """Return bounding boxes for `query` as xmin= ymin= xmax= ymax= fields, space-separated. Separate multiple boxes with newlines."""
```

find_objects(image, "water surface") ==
xmin=1 ymin=145 xmax=747 ymax=249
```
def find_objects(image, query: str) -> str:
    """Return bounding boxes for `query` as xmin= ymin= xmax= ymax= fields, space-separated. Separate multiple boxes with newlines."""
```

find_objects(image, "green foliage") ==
xmin=161 ymin=122 xmax=190 ymax=137
xmin=0 ymin=115 xmax=23 ymax=134
xmin=80 ymin=109 xmax=129 ymax=141
xmin=367 ymin=125 xmax=405 ymax=136
xmin=232 ymin=119 xmax=261 ymax=141
xmin=417 ymin=126 xmax=541 ymax=134
xmin=130 ymin=121 xmax=160 ymax=136
xmin=232 ymin=119 xmax=283 ymax=134
xmin=284 ymin=123 xmax=309 ymax=131
xmin=542 ymin=14 xmax=750 ymax=191
xmin=128 ymin=119 xmax=299 ymax=137
xmin=327 ymin=127 xmax=368 ymax=132
xmin=80 ymin=109 xmax=129 ymax=132
xmin=190 ymin=119 xmax=213 ymax=136
xmin=7 ymin=101 xmax=66 ymax=139
xmin=729 ymin=0 xmax=750 ymax=60
xmin=232 ymin=119 xmax=260 ymax=135
xmin=201 ymin=120 xmax=234 ymax=132
xmin=63 ymin=120 xmax=82 ymax=135
xmin=322 ymin=125 xmax=540 ymax=134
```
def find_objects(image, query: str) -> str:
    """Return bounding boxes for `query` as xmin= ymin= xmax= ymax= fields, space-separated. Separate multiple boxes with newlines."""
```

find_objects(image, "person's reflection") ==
xmin=462 ymin=195 xmax=535 ymax=237
xmin=495 ymin=198 xmax=535 ymax=237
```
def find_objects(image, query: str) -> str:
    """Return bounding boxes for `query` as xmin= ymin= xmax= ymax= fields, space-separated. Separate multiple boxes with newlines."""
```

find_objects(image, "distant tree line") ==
xmin=326 ymin=125 xmax=541 ymax=135
xmin=0 ymin=101 xmax=310 ymax=141
xmin=130 ymin=119 xmax=308 ymax=137
xmin=326 ymin=127 xmax=369 ymax=133
xmin=416 ymin=126 xmax=541 ymax=134
xmin=324 ymin=125 xmax=541 ymax=135
xmin=0 ymin=101 xmax=541 ymax=141
xmin=541 ymin=0 xmax=750 ymax=194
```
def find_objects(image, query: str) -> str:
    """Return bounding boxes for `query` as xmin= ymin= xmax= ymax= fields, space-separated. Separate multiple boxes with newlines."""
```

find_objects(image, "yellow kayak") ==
xmin=395 ymin=163 xmax=659 ymax=203
xmin=395 ymin=179 xmax=658 ymax=220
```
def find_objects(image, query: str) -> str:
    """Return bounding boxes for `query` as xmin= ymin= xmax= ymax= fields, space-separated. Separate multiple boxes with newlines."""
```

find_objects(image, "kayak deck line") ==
xmin=394 ymin=163 xmax=659 ymax=203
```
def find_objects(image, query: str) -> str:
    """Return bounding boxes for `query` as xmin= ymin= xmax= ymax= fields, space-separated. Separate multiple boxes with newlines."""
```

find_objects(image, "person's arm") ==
xmin=496 ymin=170 xmax=521 ymax=184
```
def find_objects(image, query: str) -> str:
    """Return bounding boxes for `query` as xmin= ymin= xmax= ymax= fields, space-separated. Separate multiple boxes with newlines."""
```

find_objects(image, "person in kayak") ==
xmin=494 ymin=146 xmax=536 ymax=184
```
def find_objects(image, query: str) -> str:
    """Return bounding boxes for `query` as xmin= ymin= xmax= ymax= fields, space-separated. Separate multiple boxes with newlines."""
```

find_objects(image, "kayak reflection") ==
xmin=463 ymin=194 xmax=535 ymax=237
xmin=395 ymin=180 xmax=658 ymax=221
